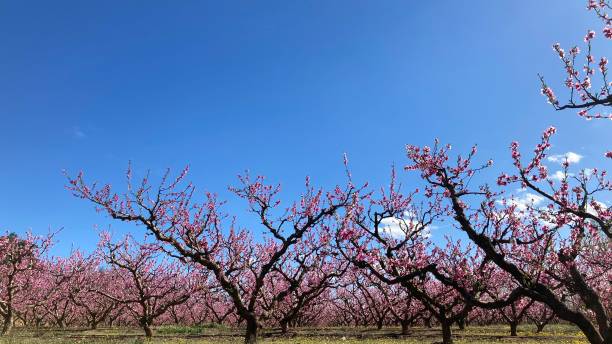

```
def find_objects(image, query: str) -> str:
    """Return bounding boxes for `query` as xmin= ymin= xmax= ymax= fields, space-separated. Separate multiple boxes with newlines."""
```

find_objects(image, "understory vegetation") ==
xmin=0 ymin=324 xmax=590 ymax=344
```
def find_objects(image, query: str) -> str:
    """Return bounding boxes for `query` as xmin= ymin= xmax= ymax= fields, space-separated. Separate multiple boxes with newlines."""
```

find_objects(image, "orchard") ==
xmin=1 ymin=1 xmax=610 ymax=344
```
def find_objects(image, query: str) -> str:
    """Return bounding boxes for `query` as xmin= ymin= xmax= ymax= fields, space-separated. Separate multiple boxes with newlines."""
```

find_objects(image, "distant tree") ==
xmin=0 ymin=232 xmax=53 ymax=335
xmin=260 ymin=229 xmax=348 ymax=333
xmin=94 ymin=233 xmax=195 ymax=337
xmin=374 ymin=282 xmax=426 ymax=335
xmin=336 ymin=170 xmax=492 ymax=344
xmin=65 ymin=253 xmax=118 ymax=330
xmin=526 ymin=302 xmax=556 ymax=333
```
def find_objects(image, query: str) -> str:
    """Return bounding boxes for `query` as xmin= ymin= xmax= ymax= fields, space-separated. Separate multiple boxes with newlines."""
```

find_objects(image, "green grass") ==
xmin=0 ymin=324 xmax=588 ymax=344
xmin=156 ymin=323 xmax=229 ymax=336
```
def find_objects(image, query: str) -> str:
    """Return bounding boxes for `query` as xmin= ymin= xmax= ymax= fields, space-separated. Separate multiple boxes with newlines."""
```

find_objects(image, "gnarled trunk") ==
xmin=441 ymin=320 xmax=453 ymax=344
xmin=1 ymin=311 xmax=14 ymax=336
xmin=244 ymin=317 xmax=259 ymax=344
xmin=89 ymin=315 xmax=99 ymax=330
xmin=457 ymin=318 xmax=465 ymax=330
xmin=143 ymin=323 xmax=153 ymax=338
xmin=57 ymin=319 xmax=66 ymax=329
xmin=510 ymin=322 xmax=518 ymax=337
xmin=280 ymin=321 xmax=289 ymax=334
xmin=140 ymin=318 xmax=153 ymax=338
xmin=376 ymin=317 xmax=384 ymax=330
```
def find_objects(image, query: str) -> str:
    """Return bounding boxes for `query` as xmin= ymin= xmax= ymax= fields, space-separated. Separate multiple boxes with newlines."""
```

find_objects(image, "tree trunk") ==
xmin=244 ymin=317 xmax=259 ymax=344
xmin=457 ymin=318 xmax=465 ymax=330
xmin=441 ymin=320 xmax=453 ymax=344
xmin=280 ymin=321 xmax=288 ymax=334
xmin=401 ymin=321 xmax=410 ymax=335
xmin=424 ymin=317 xmax=432 ymax=328
xmin=376 ymin=317 xmax=384 ymax=330
xmin=1 ymin=311 xmax=13 ymax=335
xmin=141 ymin=319 xmax=153 ymax=338
xmin=510 ymin=322 xmax=518 ymax=337
xmin=536 ymin=323 xmax=546 ymax=333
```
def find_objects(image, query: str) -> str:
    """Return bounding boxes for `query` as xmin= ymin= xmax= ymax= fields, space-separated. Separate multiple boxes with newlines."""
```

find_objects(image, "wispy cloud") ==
xmin=72 ymin=126 xmax=86 ymax=139
xmin=547 ymin=152 xmax=582 ymax=164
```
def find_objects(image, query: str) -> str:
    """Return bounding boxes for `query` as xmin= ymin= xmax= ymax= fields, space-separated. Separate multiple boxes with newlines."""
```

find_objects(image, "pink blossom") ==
xmin=599 ymin=57 xmax=608 ymax=72
xmin=584 ymin=30 xmax=596 ymax=41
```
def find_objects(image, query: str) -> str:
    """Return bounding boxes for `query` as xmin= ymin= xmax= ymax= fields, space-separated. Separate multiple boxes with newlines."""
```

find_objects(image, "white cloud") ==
xmin=380 ymin=217 xmax=404 ymax=238
xmin=547 ymin=152 xmax=583 ymax=164
xmin=380 ymin=215 xmax=434 ymax=239
xmin=550 ymin=170 xmax=574 ymax=181
xmin=499 ymin=192 xmax=544 ymax=211
xmin=586 ymin=200 xmax=609 ymax=216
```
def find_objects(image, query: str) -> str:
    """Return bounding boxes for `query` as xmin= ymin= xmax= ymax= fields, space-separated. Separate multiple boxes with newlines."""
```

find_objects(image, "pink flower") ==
xmin=587 ymin=0 xmax=598 ymax=10
xmin=599 ymin=57 xmax=608 ymax=72
xmin=553 ymin=43 xmax=566 ymax=59
xmin=582 ymin=77 xmax=592 ymax=89
xmin=541 ymin=86 xmax=558 ymax=105
xmin=570 ymin=46 xmax=581 ymax=56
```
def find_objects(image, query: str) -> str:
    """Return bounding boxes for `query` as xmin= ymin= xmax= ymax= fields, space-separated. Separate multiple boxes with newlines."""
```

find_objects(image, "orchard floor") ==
xmin=0 ymin=324 xmax=587 ymax=344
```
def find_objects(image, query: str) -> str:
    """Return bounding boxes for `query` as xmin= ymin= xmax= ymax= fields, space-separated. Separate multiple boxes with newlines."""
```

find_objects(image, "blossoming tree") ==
xmin=0 ymin=232 xmax=53 ymax=335
xmin=94 ymin=233 xmax=195 ymax=337
xmin=67 ymin=167 xmax=362 ymax=344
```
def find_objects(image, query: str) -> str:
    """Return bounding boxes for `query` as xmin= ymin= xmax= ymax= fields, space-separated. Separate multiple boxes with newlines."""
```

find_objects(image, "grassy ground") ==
xmin=0 ymin=324 xmax=588 ymax=344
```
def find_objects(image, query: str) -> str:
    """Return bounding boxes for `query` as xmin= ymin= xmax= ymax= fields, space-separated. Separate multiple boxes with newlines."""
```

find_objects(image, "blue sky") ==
xmin=1 ymin=1 xmax=610 ymax=256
